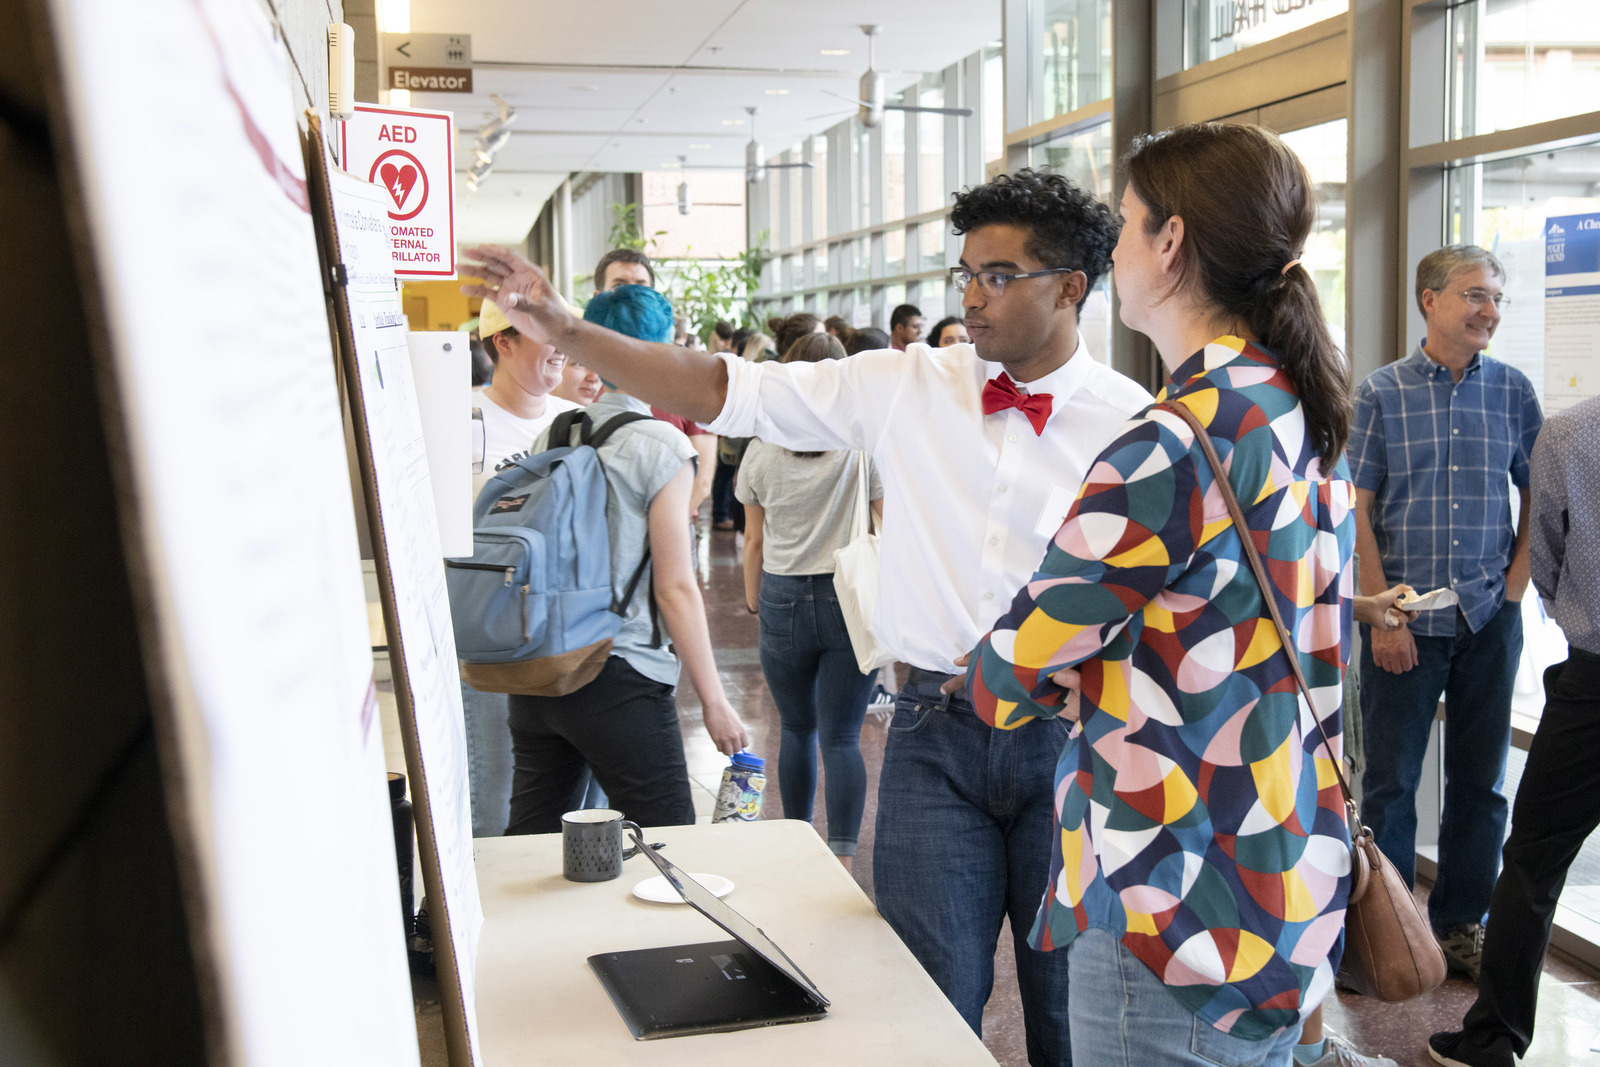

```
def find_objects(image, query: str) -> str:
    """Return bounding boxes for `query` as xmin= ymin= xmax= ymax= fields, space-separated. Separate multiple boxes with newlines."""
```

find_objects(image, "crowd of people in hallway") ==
xmin=445 ymin=120 xmax=1598 ymax=1067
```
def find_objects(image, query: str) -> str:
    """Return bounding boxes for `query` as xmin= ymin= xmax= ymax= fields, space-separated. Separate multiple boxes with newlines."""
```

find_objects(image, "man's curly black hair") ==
xmin=949 ymin=169 xmax=1120 ymax=313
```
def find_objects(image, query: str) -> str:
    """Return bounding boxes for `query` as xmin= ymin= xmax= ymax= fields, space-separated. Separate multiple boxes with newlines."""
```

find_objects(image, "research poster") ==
xmin=326 ymin=163 xmax=484 ymax=1065
xmin=1544 ymin=212 xmax=1600 ymax=413
xmin=45 ymin=0 xmax=419 ymax=1062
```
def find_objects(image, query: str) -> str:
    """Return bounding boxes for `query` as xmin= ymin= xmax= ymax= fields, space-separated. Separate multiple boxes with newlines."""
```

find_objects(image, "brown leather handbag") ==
xmin=1159 ymin=401 xmax=1448 ymax=1003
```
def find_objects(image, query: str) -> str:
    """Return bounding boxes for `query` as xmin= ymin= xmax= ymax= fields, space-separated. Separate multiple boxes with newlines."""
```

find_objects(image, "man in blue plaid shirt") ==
xmin=1348 ymin=244 xmax=1544 ymax=982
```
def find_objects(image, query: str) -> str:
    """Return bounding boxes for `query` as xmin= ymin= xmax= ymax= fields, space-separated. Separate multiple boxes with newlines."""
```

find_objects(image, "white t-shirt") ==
xmin=473 ymin=390 xmax=579 ymax=497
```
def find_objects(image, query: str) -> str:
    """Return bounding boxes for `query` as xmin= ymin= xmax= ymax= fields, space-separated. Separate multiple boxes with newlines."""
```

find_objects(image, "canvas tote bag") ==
xmin=832 ymin=453 xmax=893 ymax=674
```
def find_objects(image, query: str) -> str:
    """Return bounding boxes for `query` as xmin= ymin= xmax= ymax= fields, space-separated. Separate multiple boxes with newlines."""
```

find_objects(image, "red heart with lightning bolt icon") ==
xmin=379 ymin=162 xmax=419 ymax=211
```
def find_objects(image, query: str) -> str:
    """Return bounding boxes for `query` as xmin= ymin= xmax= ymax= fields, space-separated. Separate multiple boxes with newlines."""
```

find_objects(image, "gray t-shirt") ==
xmin=735 ymin=441 xmax=882 ymax=576
xmin=533 ymin=392 xmax=695 ymax=685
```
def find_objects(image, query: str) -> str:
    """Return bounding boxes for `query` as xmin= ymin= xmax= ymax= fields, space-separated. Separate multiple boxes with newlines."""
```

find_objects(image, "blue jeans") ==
xmin=874 ymin=670 xmax=1074 ymax=1065
xmin=1359 ymin=598 xmax=1522 ymax=932
xmin=758 ymin=573 xmax=875 ymax=856
xmin=1066 ymin=930 xmax=1302 ymax=1067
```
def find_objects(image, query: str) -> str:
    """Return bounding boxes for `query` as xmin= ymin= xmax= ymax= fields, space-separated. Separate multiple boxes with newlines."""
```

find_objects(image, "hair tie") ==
xmin=1280 ymin=258 xmax=1303 ymax=276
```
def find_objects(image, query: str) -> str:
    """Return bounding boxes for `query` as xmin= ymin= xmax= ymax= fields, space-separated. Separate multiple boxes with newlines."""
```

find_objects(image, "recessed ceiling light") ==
xmin=689 ymin=143 xmax=711 ymax=149
xmin=820 ymin=49 xmax=850 ymax=55
xmin=764 ymin=88 xmax=790 ymax=95
xmin=721 ymin=119 xmax=745 ymax=126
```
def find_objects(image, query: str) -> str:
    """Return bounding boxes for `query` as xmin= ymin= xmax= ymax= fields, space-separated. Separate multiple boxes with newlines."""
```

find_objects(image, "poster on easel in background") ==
xmin=304 ymin=113 xmax=483 ymax=1067
xmin=40 ymin=0 xmax=419 ymax=1063
xmin=1544 ymin=212 xmax=1600 ymax=413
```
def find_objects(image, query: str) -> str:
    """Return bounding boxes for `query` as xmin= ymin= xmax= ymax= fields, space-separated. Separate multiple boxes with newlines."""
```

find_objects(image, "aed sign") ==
xmin=341 ymin=104 xmax=455 ymax=278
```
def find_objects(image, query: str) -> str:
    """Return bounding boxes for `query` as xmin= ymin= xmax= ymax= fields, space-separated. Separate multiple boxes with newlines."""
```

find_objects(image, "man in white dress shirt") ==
xmin=463 ymin=170 xmax=1153 ymax=1064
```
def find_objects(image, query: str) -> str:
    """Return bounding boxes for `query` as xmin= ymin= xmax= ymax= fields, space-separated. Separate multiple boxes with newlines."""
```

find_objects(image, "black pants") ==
xmin=1456 ymin=649 xmax=1600 ymax=1066
xmin=711 ymin=458 xmax=743 ymax=530
xmin=505 ymin=656 xmax=696 ymax=835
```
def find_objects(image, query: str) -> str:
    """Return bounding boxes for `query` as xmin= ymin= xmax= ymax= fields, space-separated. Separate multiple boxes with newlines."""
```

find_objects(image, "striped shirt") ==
xmin=1347 ymin=345 xmax=1543 ymax=636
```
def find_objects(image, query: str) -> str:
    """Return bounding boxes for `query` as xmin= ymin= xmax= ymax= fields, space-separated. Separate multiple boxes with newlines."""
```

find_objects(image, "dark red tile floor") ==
xmin=677 ymin=522 xmax=1600 ymax=1066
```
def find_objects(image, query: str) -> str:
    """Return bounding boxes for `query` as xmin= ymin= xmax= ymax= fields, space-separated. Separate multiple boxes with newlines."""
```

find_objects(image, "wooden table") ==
xmin=472 ymin=820 xmax=998 ymax=1065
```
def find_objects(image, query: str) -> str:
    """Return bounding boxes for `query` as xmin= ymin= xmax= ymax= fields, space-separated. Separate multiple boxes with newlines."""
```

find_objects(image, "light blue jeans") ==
xmin=1066 ymin=929 xmax=1303 ymax=1067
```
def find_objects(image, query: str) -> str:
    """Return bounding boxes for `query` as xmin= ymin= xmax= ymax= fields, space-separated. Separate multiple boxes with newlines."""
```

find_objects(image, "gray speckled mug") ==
xmin=561 ymin=809 xmax=642 ymax=882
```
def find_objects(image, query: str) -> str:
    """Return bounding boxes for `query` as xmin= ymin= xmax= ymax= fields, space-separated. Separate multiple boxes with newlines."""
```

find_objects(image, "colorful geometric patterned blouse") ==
xmin=966 ymin=337 xmax=1356 ymax=1040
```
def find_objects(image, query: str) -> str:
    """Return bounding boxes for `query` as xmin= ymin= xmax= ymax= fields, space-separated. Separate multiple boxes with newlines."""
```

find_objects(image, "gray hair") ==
xmin=1415 ymin=244 xmax=1505 ymax=316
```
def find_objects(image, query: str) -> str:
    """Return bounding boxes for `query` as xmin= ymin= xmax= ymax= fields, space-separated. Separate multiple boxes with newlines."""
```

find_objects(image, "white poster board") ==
xmin=43 ymin=0 xmax=419 ymax=1063
xmin=312 ymin=145 xmax=484 ymax=1067
xmin=407 ymin=332 xmax=474 ymax=558
xmin=1544 ymin=213 xmax=1600 ymax=413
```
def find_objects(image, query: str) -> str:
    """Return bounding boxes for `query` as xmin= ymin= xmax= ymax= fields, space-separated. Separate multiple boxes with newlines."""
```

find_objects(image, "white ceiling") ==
xmin=400 ymin=0 xmax=1001 ymax=246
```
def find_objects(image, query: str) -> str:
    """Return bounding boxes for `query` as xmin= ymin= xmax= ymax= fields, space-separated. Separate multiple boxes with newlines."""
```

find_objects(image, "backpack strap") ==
xmin=584 ymin=410 xmax=654 ymax=450
xmin=585 ymin=409 xmax=668 ymax=648
xmin=548 ymin=409 xmax=590 ymax=449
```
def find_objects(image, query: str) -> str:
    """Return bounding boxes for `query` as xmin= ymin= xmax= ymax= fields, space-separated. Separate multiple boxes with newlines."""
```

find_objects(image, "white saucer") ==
xmin=631 ymin=873 xmax=734 ymax=904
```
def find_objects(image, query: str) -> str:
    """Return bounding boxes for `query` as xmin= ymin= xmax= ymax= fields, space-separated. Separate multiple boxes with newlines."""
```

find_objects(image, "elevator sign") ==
xmin=341 ymin=104 xmax=456 ymax=278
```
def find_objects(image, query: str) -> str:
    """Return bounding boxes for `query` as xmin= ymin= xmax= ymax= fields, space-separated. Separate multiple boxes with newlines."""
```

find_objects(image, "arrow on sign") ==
xmin=396 ymin=40 xmax=411 ymax=57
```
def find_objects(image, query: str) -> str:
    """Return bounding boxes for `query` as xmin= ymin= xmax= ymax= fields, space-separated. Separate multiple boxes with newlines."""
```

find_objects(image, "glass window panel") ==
xmin=1027 ymin=120 xmax=1114 ymax=201
xmin=817 ymin=241 xmax=831 ymax=288
xmin=921 ymin=219 xmax=946 ymax=263
xmin=920 ymin=86 xmax=948 ymax=214
xmin=1446 ymin=138 xmax=1600 ymax=400
xmin=1030 ymin=0 xmax=1112 ymax=124
xmin=984 ymin=48 xmax=1004 ymax=166
xmin=1441 ymin=138 xmax=1600 ymax=725
xmin=882 ymin=284 xmax=908 ymax=331
xmin=1278 ymin=119 xmax=1348 ymax=348
xmin=886 ymin=227 xmax=906 ymax=276
xmin=767 ymin=163 xmax=781 ymax=250
xmin=788 ymin=144 xmax=804 ymax=251
xmin=812 ymin=135 xmax=829 ymax=238
xmin=1449 ymin=0 xmax=1600 ymax=140
xmin=856 ymin=122 xmax=873 ymax=229
xmin=1184 ymin=0 xmax=1349 ymax=68
xmin=884 ymin=106 xmax=907 ymax=222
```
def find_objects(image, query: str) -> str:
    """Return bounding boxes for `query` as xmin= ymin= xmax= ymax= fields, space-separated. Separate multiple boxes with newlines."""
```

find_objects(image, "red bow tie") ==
xmin=981 ymin=373 xmax=1053 ymax=436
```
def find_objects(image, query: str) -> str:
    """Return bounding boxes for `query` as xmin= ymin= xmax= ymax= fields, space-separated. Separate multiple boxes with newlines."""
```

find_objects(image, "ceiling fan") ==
xmin=814 ymin=25 xmax=974 ymax=129
xmin=743 ymin=107 xmax=814 ymax=184
xmin=643 ymin=157 xmax=747 ymax=214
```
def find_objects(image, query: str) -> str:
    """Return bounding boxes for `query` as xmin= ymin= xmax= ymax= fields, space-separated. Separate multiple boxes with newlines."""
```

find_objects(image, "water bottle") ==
xmin=712 ymin=750 xmax=766 ymax=823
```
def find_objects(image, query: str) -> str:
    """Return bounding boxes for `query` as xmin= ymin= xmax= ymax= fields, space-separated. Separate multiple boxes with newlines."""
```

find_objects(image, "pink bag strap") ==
xmin=1156 ymin=401 xmax=1356 ymax=810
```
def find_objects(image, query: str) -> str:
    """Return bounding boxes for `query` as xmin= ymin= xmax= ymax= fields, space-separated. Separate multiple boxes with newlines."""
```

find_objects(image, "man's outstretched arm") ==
xmin=461 ymin=245 xmax=728 ymax=422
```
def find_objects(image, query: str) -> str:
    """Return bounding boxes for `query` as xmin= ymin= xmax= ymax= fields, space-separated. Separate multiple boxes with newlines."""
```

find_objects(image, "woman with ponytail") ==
xmin=955 ymin=124 xmax=1384 ymax=1065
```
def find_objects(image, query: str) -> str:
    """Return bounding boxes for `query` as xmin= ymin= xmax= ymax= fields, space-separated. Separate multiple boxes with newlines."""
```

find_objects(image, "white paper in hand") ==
xmin=1398 ymin=587 xmax=1460 ymax=612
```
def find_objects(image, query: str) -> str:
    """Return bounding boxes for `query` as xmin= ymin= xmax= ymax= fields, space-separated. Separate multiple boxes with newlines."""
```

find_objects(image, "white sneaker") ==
xmin=1299 ymin=1033 xmax=1400 ymax=1067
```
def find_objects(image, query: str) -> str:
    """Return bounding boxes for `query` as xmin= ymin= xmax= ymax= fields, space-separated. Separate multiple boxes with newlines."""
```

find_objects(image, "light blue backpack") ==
xmin=446 ymin=409 xmax=656 ymax=696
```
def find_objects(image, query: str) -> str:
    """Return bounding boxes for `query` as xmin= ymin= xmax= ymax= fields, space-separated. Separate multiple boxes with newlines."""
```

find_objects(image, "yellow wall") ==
xmin=400 ymin=275 xmax=484 ymax=332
